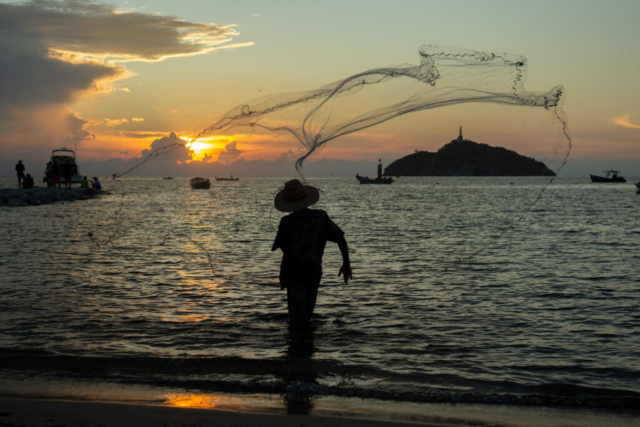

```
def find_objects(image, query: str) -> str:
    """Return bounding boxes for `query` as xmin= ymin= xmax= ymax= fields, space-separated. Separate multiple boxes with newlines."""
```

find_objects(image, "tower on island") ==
xmin=457 ymin=126 xmax=463 ymax=142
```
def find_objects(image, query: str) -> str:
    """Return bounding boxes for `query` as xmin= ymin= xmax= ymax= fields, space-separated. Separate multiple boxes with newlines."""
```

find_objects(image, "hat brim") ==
xmin=274 ymin=185 xmax=319 ymax=212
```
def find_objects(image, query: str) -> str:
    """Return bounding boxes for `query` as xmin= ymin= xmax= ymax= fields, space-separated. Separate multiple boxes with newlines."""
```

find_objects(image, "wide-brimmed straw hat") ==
xmin=274 ymin=179 xmax=319 ymax=212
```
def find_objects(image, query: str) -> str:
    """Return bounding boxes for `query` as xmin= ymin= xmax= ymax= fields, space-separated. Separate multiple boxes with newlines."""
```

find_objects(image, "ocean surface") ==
xmin=1 ymin=176 xmax=639 ymax=416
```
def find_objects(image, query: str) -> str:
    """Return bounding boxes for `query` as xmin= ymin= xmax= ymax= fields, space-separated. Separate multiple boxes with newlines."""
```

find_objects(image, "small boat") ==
xmin=356 ymin=159 xmax=393 ymax=184
xmin=163 ymin=176 xmax=173 ymax=180
xmin=356 ymin=174 xmax=393 ymax=184
xmin=635 ymin=182 xmax=640 ymax=192
xmin=589 ymin=170 xmax=626 ymax=183
xmin=190 ymin=177 xmax=211 ymax=189
xmin=44 ymin=148 xmax=82 ymax=184
xmin=215 ymin=174 xmax=239 ymax=181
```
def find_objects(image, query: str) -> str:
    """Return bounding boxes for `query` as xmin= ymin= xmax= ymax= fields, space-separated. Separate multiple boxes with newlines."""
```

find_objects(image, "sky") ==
xmin=1 ymin=0 xmax=639 ymax=178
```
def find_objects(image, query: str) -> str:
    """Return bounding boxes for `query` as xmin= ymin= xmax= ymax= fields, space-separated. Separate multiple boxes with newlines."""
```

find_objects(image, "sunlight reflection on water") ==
xmin=0 ymin=176 xmax=639 ymax=399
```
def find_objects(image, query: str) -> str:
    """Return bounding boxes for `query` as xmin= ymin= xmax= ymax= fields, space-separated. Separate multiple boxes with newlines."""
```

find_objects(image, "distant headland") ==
xmin=384 ymin=127 xmax=555 ymax=177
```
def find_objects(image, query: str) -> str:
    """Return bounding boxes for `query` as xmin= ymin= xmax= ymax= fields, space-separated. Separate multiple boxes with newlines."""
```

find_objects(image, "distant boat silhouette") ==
xmin=589 ymin=170 xmax=626 ymax=183
xmin=215 ymin=174 xmax=239 ymax=181
xmin=163 ymin=176 xmax=173 ymax=180
xmin=190 ymin=177 xmax=211 ymax=189
xmin=356 ymin=159 xmax=393 ymax=184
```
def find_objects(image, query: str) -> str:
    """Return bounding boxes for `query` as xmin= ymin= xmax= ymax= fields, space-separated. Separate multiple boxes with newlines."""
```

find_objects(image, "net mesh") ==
xmin=94 ymin=45 xmax=570 ymax=274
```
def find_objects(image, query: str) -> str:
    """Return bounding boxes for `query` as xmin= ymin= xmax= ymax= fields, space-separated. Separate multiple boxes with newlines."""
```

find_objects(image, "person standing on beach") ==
xmin=272 ymin=179 xmax=352 ymax=330
xmin=51 ymin=163 xmax=61 ymax=189
xmin=15 ymin=160 xmax=25 ymax=188
xmin=63 ymin=163 xmax=73 ymax=190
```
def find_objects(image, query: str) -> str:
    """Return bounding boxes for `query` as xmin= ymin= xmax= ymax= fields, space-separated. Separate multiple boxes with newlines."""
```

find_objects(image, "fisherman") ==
xmin=15 ymin=160 xmax=25 ymax=188
xmin=272 ymin=179 xmax=352 ymax=330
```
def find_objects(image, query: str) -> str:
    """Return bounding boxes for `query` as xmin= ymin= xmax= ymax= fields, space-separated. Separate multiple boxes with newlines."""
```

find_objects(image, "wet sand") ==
xmin=0 ymin=397 xmax=454 ymax=427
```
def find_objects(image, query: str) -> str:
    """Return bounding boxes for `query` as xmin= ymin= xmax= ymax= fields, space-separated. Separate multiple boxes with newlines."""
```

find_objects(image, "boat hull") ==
xmin=356 ymin=174 xmax=393 ymax=184
xmin=589 ymin=175 xmax=626 ymax=183
xmin=190 ymin=177 xmax=211 ymax=189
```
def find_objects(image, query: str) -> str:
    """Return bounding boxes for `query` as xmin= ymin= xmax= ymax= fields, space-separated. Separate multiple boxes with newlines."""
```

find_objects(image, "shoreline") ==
xmin=0 ymin=397 xmax=457 ymax=427
xmin=1 ymin=376 xmax=639 ymax=427
xmin=0 ymin=186 xmax=104 ymax=207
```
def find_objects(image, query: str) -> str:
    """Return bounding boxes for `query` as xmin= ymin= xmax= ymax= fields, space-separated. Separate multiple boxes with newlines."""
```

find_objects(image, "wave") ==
xmin=1 ymin=349 xmax=638 ymax=411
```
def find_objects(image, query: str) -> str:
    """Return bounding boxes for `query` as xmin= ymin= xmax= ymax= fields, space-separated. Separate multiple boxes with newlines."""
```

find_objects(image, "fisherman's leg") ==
xmin=305 ymin=284 xmax=319 ymax=320
xmin=287 ymin=285 xmax=310 ymax=330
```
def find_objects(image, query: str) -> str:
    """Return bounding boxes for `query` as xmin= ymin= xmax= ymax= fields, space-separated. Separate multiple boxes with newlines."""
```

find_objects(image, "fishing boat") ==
xmin=215 ymin=175 xmax=239 ymax=181
xmin=44 ymin=148 xmax=82 ymax=184
xmin=356 ymin=160 xmax=393 ymax=184
xmin=589 ymin=170 xmax=626 ymax=183
xmin=190 ymin=177 xmax=211 ymax=189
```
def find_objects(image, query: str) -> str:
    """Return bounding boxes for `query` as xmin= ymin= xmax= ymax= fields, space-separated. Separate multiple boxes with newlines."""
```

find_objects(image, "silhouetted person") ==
xmin=23 ymin=173 xmax=34 ymax=189
xmin=45 ymin=161 xmax=53 ymax=187
xmin=80 ymin=176 xmax=89 ymax=189
xmin=51 ymin=163 xmax=61 ymax=189
xmin=63 ymin=163 xmax=73 ymax=190
xmin=92 ymin=177 xmax=102 ymax=191
xmin=15 ymin=160 xmax=25 ymax=188
xmin=272 ymin=179 xmax=352 ymax=330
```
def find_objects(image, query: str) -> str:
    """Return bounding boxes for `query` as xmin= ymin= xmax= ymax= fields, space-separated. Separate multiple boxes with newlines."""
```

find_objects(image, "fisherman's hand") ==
xmin=338 ymin=264 xmax=352 ymax=284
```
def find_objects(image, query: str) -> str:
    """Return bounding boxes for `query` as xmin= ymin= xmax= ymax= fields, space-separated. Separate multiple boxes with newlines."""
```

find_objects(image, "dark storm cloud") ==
xmin=0 ymin=0 xmax=252 ymax=151
xmin=0 ymin=0 xmax=250 ymax=61
xmin=0 ymin=35 xmax=125 ymax=117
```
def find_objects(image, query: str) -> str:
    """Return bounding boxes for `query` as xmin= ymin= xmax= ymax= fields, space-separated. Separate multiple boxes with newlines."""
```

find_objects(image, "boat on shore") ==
xmin=589 ymin=170 xmax=626 ymax=183
xmin=190 ymin=177 xmax=211 ymax=189
xmin=215 ymin=175 xmax=239 ymax=181
xmin=356 ymin=160 xmax=393 ymax=184
xmin=44 ymin=148 xmax=82 ymax=184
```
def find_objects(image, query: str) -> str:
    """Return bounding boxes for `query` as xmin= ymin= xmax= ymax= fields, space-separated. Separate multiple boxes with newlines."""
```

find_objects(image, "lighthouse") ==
xmin=457 ymin=126 xmax=463 ymax=142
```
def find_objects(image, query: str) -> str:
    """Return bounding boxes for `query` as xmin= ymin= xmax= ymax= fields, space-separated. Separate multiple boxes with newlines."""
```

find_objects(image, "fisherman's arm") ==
xmin=337 ymin=237 xmax=352 ymax=284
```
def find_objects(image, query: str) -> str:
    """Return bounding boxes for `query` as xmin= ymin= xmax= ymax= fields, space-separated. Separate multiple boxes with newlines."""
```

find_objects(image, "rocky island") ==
xmin=384 ymin=128 xmax=555 ymax=177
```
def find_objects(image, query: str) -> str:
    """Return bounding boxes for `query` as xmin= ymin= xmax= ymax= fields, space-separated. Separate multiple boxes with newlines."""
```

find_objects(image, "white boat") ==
xmin=44 ymin=148 xmax=82 ymax=184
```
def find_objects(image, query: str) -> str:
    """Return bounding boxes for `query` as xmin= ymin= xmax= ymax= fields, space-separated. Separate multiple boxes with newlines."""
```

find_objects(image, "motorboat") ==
xmin=44 ymin=148 xmax=82 ymax=184
xmin=190 ymin=177 xmax=211 ymax=189
xmin=356 ymin=159 xmax=393 ymax=184
xmin=589 ymin=170 xmax=626 ymax=183
xmin=215 ymin=175 xmax=239 ymax=181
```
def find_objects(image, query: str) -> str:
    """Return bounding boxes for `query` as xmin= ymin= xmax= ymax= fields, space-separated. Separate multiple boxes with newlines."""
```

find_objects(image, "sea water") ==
xmin=0 ymin=177 xmax=639 ymax=416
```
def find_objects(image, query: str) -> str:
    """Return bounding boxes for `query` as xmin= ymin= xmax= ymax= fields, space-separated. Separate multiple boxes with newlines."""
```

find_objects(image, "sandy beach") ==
xmin=0 ymin=397 xmax=456 ymax=427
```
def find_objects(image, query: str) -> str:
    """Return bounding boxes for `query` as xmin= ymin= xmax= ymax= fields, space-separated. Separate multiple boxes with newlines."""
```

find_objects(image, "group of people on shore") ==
xmin=16 ymin=160 xmax=101 ymax=191
xmin=44 ymin=160 xmax=77 ymax=190
xmin=15 ymin=160 xmax=34 ymax=189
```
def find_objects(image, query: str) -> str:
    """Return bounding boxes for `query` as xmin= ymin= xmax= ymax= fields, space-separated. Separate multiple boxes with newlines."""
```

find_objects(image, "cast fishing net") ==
xmin=91 ymin=45 xmax=570 ymax=274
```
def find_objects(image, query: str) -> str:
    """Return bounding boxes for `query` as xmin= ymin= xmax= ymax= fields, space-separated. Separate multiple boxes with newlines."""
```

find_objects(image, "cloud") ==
xmin=0 ymin=0 xmax=253 ymax=161
xmin=612 ymin=113 xmax=640 ymax=130
xmin=0 ymin=1 xmax=254 ymax=63
xmin=217 ymin=141 xmax=242 ymax=163
xmin=119 ymin=131 xmax=164 ymax=139
xmin=132 ymin=117 xmax=145 ymax=122
xmin=64 ymin=111 xmax=92 ymax=145
xmin=103 ymin=118 xmax=129 ymax=127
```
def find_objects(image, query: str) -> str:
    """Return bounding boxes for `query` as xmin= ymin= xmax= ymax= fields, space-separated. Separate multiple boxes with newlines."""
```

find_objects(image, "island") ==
xmin=384 ymin=127 xmax=555 ymax=177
